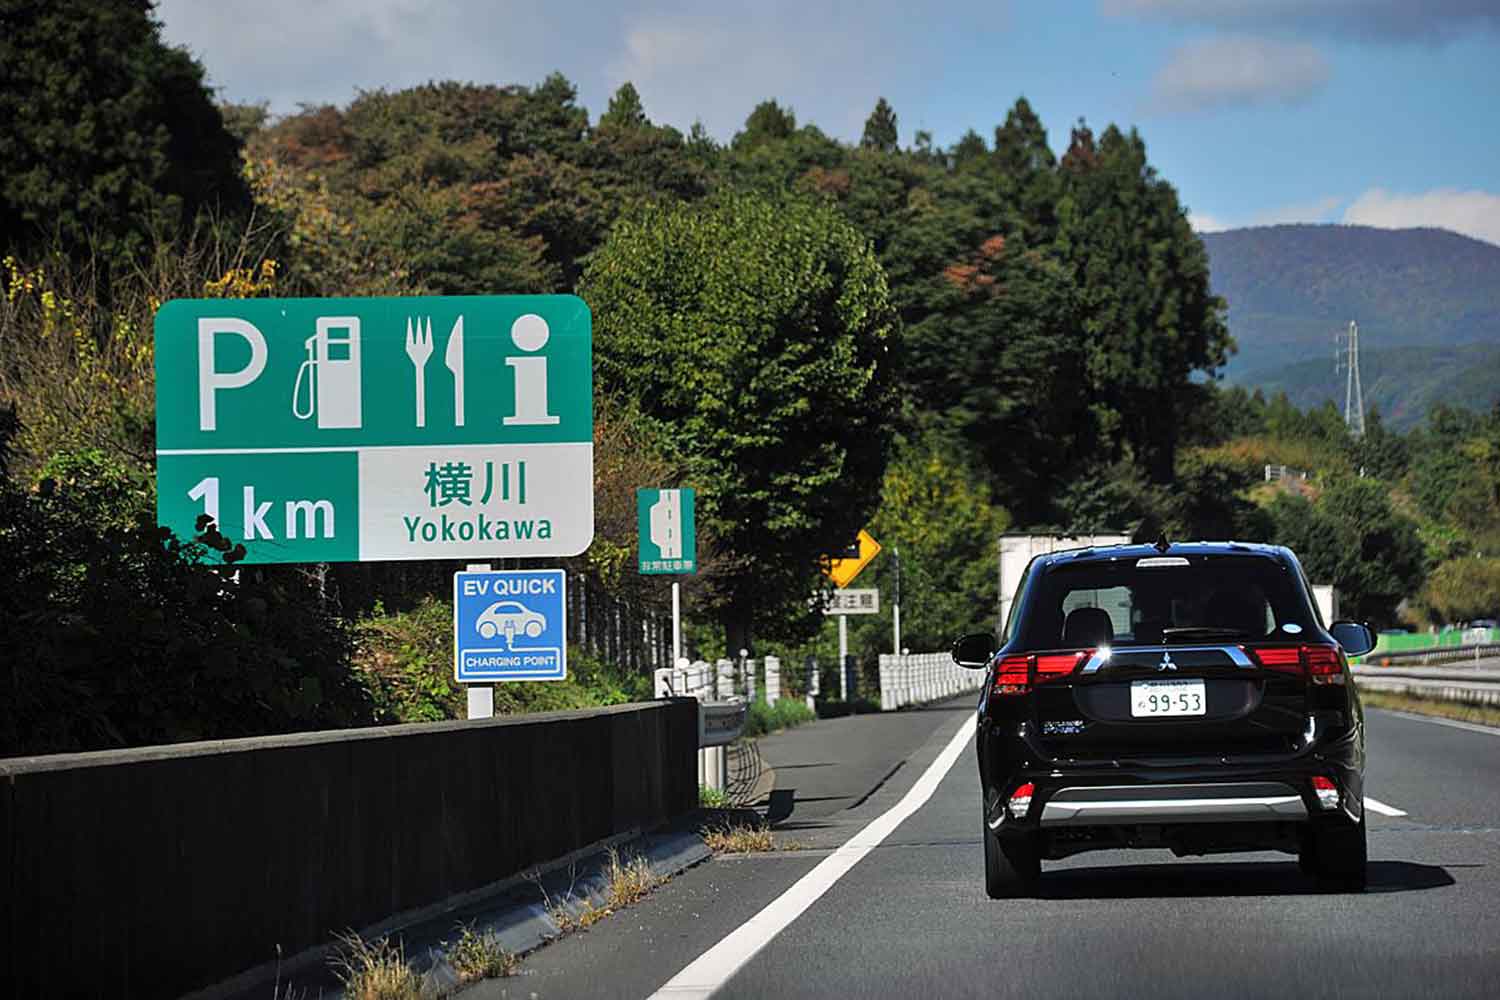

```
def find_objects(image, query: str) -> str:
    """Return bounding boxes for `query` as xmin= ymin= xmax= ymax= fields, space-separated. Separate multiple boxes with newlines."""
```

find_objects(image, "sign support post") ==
xmin=839 ymin=614 xmax=849 ymax=700
xmin=675 ymin=581 xmax=684 ymax=668
xmin=893 ymin=545 xmax=902 ymax=655
xmin=465 ymin=562 xmax=495 ymax=719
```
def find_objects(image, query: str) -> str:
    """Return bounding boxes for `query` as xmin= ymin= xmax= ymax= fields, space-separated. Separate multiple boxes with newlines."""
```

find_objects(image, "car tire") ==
xmin=525 ymin=621 xmax=543 ymax=638
xmin=1301 ymin=812 xmax=1367 ymax=892
xmin=984 ymin=821 xmax=1040 ymax=899
xmin=479 ymin=622 xmax=497 ymax=639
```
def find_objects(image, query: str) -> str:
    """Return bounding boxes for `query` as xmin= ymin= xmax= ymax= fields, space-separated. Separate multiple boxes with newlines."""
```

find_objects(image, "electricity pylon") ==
xmin=1335 ymin=321 xmax=1365 ymax=438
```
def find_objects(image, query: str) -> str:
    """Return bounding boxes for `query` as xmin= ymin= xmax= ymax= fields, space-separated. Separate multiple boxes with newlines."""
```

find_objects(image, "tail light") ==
xmin=990 ymin=651 xmax=1089 ymax=696
xmin=1008 ymin=782 xmax=1035 ymax=819
xmin=1251 ymin=644 xmax=1346 ymax=685
xmin=992 ymin=655 xmax=1031 ymax=696
xmin=1311 ymin=775 xmax=1340 ymax=810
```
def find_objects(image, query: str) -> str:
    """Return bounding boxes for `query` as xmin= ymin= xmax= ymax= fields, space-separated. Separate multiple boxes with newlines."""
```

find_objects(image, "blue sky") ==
xmin=157 ymin=0 xmax=1500 ymax=244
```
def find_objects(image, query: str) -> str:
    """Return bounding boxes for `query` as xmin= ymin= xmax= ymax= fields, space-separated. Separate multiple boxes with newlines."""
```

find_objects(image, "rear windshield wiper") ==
xmin=1161 ymin=626 xmax=1253 ymax=641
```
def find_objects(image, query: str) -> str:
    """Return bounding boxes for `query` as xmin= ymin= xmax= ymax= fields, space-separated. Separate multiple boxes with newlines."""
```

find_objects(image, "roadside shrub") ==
xmin=0 ymin=443 xmax=375 ymax=756
xmin=743 ymin=696 xmax=816 ymax=737
xmin=352 ymin=596 xmax=653 ymax=723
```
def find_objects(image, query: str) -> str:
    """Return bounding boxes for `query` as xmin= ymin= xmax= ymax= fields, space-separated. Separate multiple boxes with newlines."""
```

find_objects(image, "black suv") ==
xmin=952 ymin=541 xmax=1375 ymax=897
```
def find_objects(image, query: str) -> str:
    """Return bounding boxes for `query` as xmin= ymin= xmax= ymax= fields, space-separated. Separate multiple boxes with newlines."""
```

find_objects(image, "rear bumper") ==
xmin=1038 ymin=782 xmax=1309 ymax=826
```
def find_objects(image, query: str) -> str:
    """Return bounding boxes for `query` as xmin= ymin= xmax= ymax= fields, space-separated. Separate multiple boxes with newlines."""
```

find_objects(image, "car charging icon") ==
xmin=476 ymin=600 xmax=546 ymax=645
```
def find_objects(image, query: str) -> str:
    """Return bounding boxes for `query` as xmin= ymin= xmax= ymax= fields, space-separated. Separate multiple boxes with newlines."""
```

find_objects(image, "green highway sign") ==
xmin=638 ymin=488 xmax=696 ymax=574
xmin=154 ymin=295 xmax=592 ymax=563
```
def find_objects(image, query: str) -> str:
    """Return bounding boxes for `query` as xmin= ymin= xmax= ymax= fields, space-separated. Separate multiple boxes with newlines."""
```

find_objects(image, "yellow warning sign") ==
xmin=825 ymin=529 xmax=881 ymax=589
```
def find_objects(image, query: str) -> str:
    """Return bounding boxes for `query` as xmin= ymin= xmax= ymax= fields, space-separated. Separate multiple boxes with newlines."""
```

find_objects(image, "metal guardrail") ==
xmin=1358 ymin=642 xmax=1500 ymax=667
xmin=1352 ymin=671 xmax=1500 ymax=707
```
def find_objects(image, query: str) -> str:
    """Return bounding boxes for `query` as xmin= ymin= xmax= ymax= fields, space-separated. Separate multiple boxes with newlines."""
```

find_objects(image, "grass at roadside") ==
xmin=538 ymin=848 xmax=666 ymax=935
xmin=701 ymin=820 xmax=777 ymax=854
xmin=1361 ymin=690 xmax=1500 ymax=728
xmin=743 ymin=696 xmax=816 ymax=737
xmin=445 ymin=923 xmax=520 ymax=983
xmin=330 ymin=932 xmax=434 ymax=1000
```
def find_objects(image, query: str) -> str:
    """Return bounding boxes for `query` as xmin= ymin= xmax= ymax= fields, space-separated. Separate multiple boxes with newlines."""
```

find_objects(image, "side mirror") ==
xmin=951 ymin=632 xmax=997 ymax=669
xmin=1329 ymin=621 xmax=1375 ymax=657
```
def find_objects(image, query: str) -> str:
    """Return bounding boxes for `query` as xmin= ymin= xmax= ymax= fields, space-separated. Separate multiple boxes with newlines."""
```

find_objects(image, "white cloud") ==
xmin=1189 ymin=211 xmax=1232 ymax=233
xmin=154 ymin=0 xmax=971 ymax=142
xmin=1103 ymin=1 xmax=1500 ymax=44
xmin=1343 ymin=188 xmax=1500 ymax=247
xmin=1252 ymin=196 xmax=1344 ymax=225
xmin=1149 ymin=36 xmax=1331 ymax=114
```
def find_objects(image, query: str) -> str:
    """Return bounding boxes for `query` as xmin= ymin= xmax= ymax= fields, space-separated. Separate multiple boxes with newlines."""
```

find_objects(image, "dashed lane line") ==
xmin=1363 ymin=796 xmax=1409 ymax=817
xmin=647 ymin=714 xmax=975 ymax=1000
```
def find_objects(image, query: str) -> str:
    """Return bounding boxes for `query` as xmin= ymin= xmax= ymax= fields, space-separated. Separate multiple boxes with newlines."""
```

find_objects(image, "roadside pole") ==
xmin=892 ymin=546 xmax=902 ymax=656
xmin=466 ymin=562 xmax=495 ymax=720
xmin=672 ymin=580 xmax=682 ymax=665
xmin=839 ymin=613 xmax=849 ymax=701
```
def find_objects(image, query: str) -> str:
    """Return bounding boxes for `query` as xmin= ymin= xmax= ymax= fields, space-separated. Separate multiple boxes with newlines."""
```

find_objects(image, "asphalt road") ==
xmin=468 ymin=702 xmax=1500 ymax=999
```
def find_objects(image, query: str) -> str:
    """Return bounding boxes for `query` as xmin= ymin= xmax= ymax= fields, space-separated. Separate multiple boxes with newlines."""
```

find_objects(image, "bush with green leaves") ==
xmin=353 ymin=596 xmax=653 ymax=723
xmin=0 ymin=443 xmax=375 ymax=756
xmin=742 ymin=696 xmax=816 ymax=738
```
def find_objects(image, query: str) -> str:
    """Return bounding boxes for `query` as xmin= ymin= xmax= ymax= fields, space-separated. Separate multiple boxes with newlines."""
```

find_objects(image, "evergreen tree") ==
xmin=0 ymin=0 xmax=249 ymax=261
xmin=600 ymin=82 xmax=649 ymax=130
xmin=1057 ymin=125 xmax=1230 ymax=484
xmin=734 ymin=100 xmax=797 ymax=150
xmin=861 ymin=97 xmax=899 ymax=153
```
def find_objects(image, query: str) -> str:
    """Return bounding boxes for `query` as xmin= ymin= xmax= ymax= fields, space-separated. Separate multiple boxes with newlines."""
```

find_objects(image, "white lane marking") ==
xmin=1372 ymin=707 xmax=1500 ymax=738
xmin=649 ymin=714 xmax=974 ymax=1000
xmin=1363 ymin=796 xmax=1408 ymax=817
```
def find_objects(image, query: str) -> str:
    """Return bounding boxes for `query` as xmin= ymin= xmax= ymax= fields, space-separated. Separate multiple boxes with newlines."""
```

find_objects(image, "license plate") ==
xmin=1130 ymin=678 xmax=1206 ymax=718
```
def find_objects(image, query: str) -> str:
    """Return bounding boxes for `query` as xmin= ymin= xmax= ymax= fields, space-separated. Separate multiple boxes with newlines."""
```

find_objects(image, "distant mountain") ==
xmin=1236 ymin=343 xmax=1500 ymax=430
xmin=1199 ymin=224 xmax=1500 ymax=426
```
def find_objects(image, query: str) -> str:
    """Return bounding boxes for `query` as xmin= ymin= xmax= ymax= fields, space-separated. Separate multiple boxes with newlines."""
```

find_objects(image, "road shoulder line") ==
xmin=648 ymin=713 xmax=975 ymax=999
xmin=1370 ymin=707 xmax=1500 ymax=738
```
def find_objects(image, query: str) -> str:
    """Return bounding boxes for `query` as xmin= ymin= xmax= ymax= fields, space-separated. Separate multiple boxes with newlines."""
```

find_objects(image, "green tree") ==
xmin=864 ymin=433 xmax=1010 ymax=649
xmin=600 ymin=82 xmax=650 ymax=130
xmin=1056 ymin=125 xmax=1231 ymax=484
xmin=1268 ymin=477 xmax=1426 ymax=625
xmin=0 ymin=0 xmax=249 ymax=262
xmin=861 ymin=98 xmax=899 ymax=153
xmin=1421 ymin=558 xmax=1500 ymax=624
xmin=734 ymin=100 xmax=798 ymax=150
xmin=580 ymin=191 xmax=900 ymax=652
xmin=992 ymin=97 xmax=1058 ymax=241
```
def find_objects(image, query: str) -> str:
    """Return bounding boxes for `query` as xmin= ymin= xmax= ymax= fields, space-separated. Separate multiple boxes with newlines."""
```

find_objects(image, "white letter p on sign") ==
xmin=198 ymin=318 xmax=267 ymax=431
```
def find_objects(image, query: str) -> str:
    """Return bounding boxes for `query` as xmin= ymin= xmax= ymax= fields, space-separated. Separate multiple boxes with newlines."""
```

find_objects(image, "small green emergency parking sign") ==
xmin=637 ymin=488 xmax=696 ymax=574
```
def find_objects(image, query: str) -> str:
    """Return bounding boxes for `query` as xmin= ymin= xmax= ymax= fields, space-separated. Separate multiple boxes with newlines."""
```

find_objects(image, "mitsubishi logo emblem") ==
xmin=1158 ymin=651 xmax=1177 ymax=672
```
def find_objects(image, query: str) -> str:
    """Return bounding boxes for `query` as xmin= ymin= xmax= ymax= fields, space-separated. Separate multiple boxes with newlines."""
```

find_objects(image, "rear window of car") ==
xmin=1014 ymin=554 xmax=1317 ymax=650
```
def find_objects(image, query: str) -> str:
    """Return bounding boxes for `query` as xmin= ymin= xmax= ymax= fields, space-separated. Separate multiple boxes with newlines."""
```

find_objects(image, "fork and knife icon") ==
xmin=404 ymin=316 xmax=464 ymax=428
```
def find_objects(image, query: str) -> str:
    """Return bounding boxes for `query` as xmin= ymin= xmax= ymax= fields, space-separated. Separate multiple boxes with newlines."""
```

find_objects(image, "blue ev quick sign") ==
xmin=453 ymin=568 xmax=567 ymax=682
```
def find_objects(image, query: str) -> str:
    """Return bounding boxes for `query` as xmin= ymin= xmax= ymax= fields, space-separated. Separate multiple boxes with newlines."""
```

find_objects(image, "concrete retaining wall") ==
xmin=0 ymin=700 xmax=698 ymax=999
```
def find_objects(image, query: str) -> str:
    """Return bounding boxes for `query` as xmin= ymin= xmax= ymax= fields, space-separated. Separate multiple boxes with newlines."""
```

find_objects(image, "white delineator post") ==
xmin=764 ymin=655 xmax=781 ymax=706
xmin=465 ymin=562 xmax=494 ymax=719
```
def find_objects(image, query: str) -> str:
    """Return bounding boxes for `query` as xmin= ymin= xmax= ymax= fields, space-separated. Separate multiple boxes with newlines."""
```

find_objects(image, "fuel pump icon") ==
xmin=292 ymin=317 xmax=363 ymax=429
